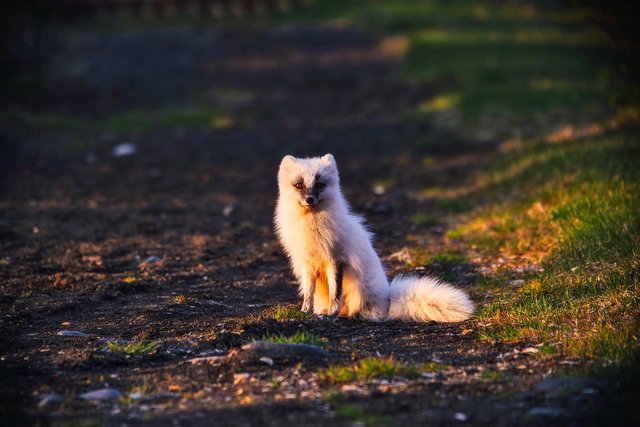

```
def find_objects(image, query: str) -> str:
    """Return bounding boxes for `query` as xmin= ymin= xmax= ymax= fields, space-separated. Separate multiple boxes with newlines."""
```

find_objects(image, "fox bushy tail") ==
xmin=388 ymin=275 xmax=474 ymax=322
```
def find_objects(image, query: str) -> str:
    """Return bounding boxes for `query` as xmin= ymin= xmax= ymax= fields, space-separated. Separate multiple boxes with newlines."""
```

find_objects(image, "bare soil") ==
xmin=0 ymin=22 xmax=611 ymax=426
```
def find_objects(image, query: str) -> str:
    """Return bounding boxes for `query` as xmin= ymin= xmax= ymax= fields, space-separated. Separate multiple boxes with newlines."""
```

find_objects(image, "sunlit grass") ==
xmin=250 ymin=305 xmax=311 ymax=322
xmin=335 ymin=404 xmax=392 ymax=426
xmin=459 ymin=134 xmax=640 ymax=364
xmin=261 ymin=330 xmax=325 ymax=347
xmin=319 ymin=357 xmax=422 ymax=384
xmin=405 ymin=248 xmax=467 ymax=269
xmin=106 ymin=340 xmax=160 ymax=356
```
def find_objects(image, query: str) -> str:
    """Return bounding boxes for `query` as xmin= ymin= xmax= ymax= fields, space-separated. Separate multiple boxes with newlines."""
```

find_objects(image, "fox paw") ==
xmin=327 ymin=303 xmax=340 ymax=316
xmin=301 ymin=301 xmax=312 ymax=313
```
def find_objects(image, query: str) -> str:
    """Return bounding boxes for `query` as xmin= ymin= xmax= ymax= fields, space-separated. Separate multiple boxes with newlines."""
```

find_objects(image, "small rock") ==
xmin=259 ymin=356 xmax=274 ymax=366
xmin=80 ymin=388 xmax=121 ymax=401
xmin=527 ymin=407 xmax=567 ymax=418
xmin=112 ymin=143 xmax=137 ymax=157
xmin=521 ymin=347 xmax=539 ymax=354
xmin=139 ymin=256 xmax=161 ymax=267
xmin=222 ymin=205 xmax=235 ymax=216
xmin=57 ymin=330 xmax=90 ymax=338
xmin=509 ymin=279 xmax=525 ymax=287
xmin=372 ymin=185 xmax=386 ymax=195
xmin=38 ymin=394 xmax=63 ymax=409
xmin=454 ymin=412 xmax=468 ymax=422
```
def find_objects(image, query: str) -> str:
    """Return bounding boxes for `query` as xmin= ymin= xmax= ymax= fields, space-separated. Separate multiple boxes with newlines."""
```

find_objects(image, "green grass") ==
xmin=319 ymin=357 xmax=422 ymax=384
xmin=462 ymin=132 xmax=640 ymax=364
xmin=270 ymin=306 xmax=312 ymax=321
xmin=323 ymin=390 xmax=348 ymax=403
xmin=2 ymin=107 xmax=230 ymax=133
xmin=261 ymin=330 xmax=325 ymax=347
xmin=106 ymin=340 xmax=160 ymax=357
xmin=335 ymin=404 xmax=392 ymax=426
xmin=422 ymin=361 xmax=450 ymax=372
xmin=406 ymin=248 xmax=468 ymax=269
xmin=250 ymin=305 xmax=311 ymax=322
xmin=481 ymin=370 xmax=510 ymax=381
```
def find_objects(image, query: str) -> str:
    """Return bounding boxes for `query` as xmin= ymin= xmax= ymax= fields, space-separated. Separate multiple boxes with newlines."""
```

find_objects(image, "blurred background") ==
xmin=1 ymin=1 xmax=639 ymax=424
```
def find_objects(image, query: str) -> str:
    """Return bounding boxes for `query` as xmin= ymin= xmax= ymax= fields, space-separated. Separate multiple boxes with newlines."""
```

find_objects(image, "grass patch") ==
xmin=270 ymin=306 xmax=311 ymax=321
xmin=422 ymin=361 xmax=449 ymax=372
xmin=465 ymin=133 xmax=640 ymax=363
xmin=319 ymin=357 xmax=421 ymax=384
xmin=106 ymin=340 xmax=160 ymax=357
xmin=251 ymin=305 xmax=311 ymax=322
xmin=407 ymin=248 xmax=468 ymax=269
xmin=323 ymin=390 xmax=348 ymax=404
xmin=481 ymin=370 xmax=509 ymax=381
xmin=335 ymin=404 xmax=392 ymax=427
xmin=261 ymin=330 xmax=325 ymax=347
xmin=429 ymin=251 xmax=468 ymax=266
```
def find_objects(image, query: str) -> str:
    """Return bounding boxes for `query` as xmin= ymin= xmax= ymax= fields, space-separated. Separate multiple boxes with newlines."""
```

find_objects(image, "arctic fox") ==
xmin=274 ymin=154 xmax=474 ymax=322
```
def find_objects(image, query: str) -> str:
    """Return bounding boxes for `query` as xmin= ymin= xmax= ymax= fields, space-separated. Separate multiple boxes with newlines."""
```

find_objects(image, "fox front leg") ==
xmin=326 ymin=263 xmax=343 ymax=316
xmin=300 ymin=271 xmax=315 ymax=313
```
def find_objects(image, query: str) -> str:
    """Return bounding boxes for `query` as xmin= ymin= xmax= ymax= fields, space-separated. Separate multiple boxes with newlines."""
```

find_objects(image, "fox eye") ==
xmin=293 ymin=182 xmax=304 ymax=190
xmin=315 ymin=182 xmax=326 ymax=190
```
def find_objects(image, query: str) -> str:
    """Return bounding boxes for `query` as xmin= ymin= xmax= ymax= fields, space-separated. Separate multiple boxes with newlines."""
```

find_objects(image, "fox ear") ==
xmin=280 ymin=155 xmax=297 ymax=169
xmin=321 ymin=153 xmax=335 ymax=165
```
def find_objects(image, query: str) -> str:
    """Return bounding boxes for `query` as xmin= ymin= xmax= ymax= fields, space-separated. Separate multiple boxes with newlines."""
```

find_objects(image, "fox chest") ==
xmin=288 ymin=217 xmax=342 ymax=267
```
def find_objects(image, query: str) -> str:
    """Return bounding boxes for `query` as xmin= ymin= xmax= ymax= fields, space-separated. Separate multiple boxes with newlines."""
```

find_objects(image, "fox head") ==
xmin=278 ymin=154 xmax=340 ymax=209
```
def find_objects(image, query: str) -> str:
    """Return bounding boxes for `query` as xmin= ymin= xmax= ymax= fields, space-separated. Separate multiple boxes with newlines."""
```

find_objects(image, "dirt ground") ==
xmin=0 ymin=22 xmax=612 ymax=426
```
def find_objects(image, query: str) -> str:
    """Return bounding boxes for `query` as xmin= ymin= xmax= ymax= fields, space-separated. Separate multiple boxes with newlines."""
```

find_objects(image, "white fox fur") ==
xmin=274 ymin=154 xmax=474 ymax=322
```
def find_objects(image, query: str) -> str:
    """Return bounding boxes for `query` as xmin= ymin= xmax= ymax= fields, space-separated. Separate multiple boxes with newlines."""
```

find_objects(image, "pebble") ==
xmin=372 ymin=185 xmax=386 ymax=195
xmin=112 ymin=143 xmax=137 ymax=157
xmin=139 ymin=256 xmax=161 ymax=267
xmin=38 ymin=394 xmax=63 ymax=409
xmin=259 ymin=356 xmax=274 ymax=366
xmin=79 ymin=388 xmax=122 ymax=401
xmin=454 ymin=412 xmax=468 ymax=422
xmin=57 ymin=330 xmax=90 ymax=337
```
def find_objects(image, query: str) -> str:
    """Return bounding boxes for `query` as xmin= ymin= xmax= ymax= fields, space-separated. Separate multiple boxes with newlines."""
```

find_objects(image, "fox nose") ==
xmin=305 ymin=196 xmax=316 ymax=205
